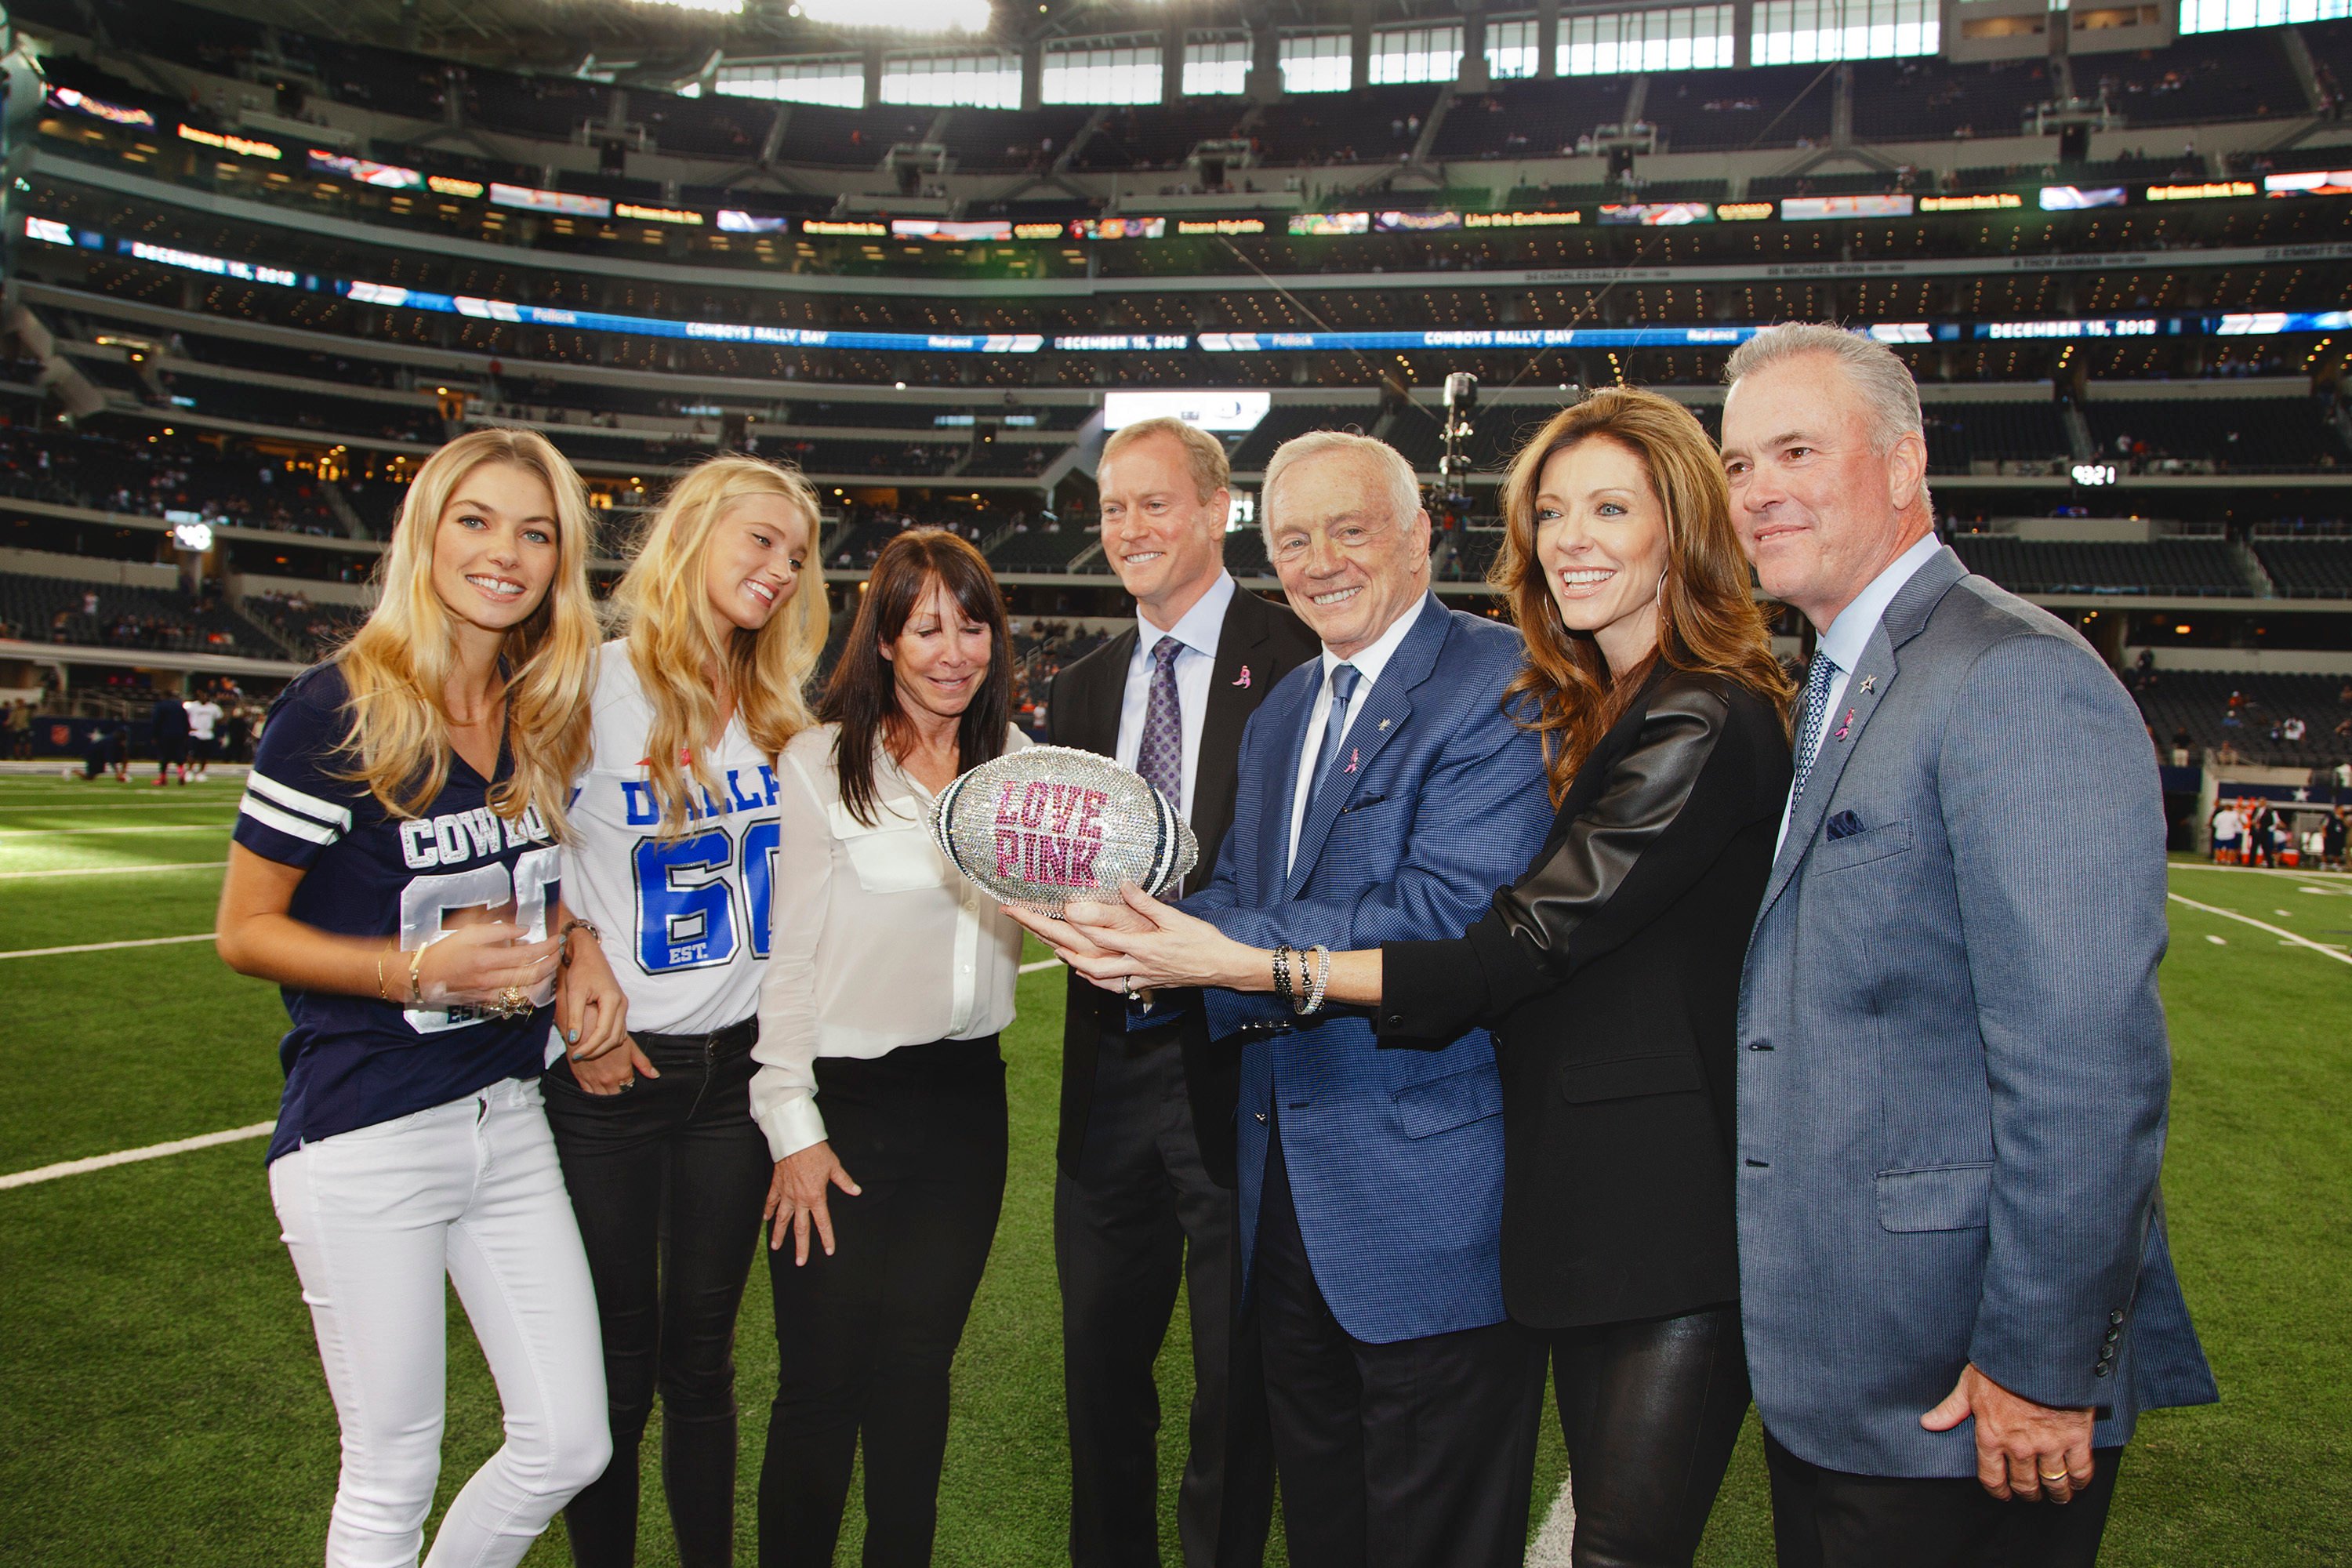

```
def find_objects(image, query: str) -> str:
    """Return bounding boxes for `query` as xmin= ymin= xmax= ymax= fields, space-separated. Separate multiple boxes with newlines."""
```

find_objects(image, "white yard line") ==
xmin=0 ymin=1122 xmax=274 ymax=1191
xmin=0 ymin=860 xmax=226 ymax=880
xmin=0 ymin=799 xmax=238 ymax=811
xmin=1526 ymin=1476 xmax=1576 ymax=1567
xmin=0 ymin=932 xmax=216 ymax=960
xmin=2172 ymin=862 xmax=2350 ymax=884
xmin=0 ymin=823 xmax=229 ymax=837
xmin=1018 ymin=956 xmax=1063 ymax=974
xmin=2167 ymin=891 xmax=2352 ymax=966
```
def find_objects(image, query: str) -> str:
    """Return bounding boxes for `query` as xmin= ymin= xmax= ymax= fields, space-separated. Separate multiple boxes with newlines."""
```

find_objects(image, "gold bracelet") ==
xmin=408 ymin=946 xmax=425 ymax=1007
xmin=375 ymin=950 xmax=390 ymax=1002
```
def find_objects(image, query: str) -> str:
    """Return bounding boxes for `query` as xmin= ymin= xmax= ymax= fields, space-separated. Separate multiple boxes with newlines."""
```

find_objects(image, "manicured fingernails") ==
xmin=566 ymin=1028 xmax=579 ymax=1043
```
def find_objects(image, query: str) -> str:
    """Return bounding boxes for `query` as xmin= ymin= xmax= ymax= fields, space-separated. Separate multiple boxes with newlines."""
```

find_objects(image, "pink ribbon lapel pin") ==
xmin=1833 ymin=707 xmax=1857 ymax=742
xmin=1343 ymin=746 xmax=1359 ymax=775
xmin=1232 ymin=665 xmax=1251 ymax=688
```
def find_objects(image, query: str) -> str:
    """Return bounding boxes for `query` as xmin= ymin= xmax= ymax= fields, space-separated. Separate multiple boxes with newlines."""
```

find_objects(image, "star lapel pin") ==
xmin=1858 ymin=675 xmax=1876 ymax=695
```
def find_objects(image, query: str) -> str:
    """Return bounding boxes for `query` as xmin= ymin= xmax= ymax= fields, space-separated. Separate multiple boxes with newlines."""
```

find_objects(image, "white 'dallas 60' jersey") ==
xmin=563 ymin=642 xmax=785 ymax=1037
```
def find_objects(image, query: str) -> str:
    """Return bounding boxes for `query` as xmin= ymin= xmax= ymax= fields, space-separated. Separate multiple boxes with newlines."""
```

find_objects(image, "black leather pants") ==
xmin=1548 ymin=1304 xmax=1751 ymax=1568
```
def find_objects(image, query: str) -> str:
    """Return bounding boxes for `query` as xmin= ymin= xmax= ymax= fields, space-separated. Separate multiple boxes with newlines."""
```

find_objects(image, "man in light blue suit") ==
xmin=1051 ymin=430 xmax=1555 ymax=1568
xmin=1719 ymin=325 xmax=2216 ymax=1568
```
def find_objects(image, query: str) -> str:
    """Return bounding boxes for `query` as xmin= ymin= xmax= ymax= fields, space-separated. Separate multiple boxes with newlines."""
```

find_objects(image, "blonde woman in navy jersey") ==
xmin=216 ymin=427 xmax=622 ymax=1568
xmin=545 ymin=454 xmax=829 ymax=1568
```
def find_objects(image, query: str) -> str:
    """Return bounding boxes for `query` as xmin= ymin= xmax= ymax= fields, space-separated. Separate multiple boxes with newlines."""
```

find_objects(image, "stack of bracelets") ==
xmin=1271 ymin=945 xmax=1332 ymax=1016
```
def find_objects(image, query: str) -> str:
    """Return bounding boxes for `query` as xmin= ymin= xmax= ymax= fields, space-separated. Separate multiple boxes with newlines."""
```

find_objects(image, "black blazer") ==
xmin=1047 ymin=585 xmax=1320 ymax=1186
xmin=1378 ymin=667 xmax=1792 ymax=1330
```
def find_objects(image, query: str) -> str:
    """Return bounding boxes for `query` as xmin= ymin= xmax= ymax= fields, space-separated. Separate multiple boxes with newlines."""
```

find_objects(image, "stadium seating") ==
xmin=985 ymin=525 xmax=1092 ymax=572
xmin=1949 ymin=535 xmax=2250 ymax=596
xmin=0 ymin=570 xmax=267 ymax=655
xmin=1431 ymin=78 xmax=1633 ymax=160
xmin=1647 ymin=66 xmax=1835 ymax=153
xmin=1849 ymin=56 xmax=2056 ymax=144
xmin=2082 ymin=399 xmax=2352 ymax=470
xmin=2132 ymin=668 xmax=2352 ymax=766
xmin=1922 ymin=404 xmax=2071 ymax=470
xmin=2251 ymin=537 xmax=2352 ymax=598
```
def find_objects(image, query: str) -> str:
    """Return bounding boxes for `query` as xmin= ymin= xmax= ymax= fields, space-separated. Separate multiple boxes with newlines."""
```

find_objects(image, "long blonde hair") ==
xmin=1492 ymin=388 xmax=1795 ymax=803
xmin=614 ymin=453 xmax=829 ymax=837
xmin=335 ymin=428 xmax=600 ymax=836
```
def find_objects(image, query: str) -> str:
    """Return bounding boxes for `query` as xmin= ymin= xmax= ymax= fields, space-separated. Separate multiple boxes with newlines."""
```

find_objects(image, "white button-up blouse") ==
xmin=751 ymin=720 xmax=1030 ymax=1160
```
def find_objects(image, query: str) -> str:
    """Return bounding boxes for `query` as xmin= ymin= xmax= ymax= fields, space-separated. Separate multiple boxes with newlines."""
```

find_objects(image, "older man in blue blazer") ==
xmin=1720 ymin=324 xmax=2216 ymax=1568
xmin=1031 ymin=430 xmax=1555 ymax=1568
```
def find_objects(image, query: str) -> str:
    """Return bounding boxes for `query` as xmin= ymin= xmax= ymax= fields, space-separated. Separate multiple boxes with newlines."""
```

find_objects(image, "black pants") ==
xmin=1765 ymin=1428 xmax=2124 ymax=1568
xmin=1252 ymin=1113 xmax=1545 ymax=1568
xmin=543 ymin=1019 xmax=773 ymax=1568
xmin=1548 ymin=1306 xmax=1751 ymax=1568
xmin=760 ymin=1036 xmax=1008 ymax=1568
xmin=1056 ymin=1025 xmax=1274 ymax=1568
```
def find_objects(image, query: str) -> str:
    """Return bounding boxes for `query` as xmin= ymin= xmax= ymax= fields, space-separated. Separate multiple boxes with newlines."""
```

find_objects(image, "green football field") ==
xmin=0 ymin=767 xmax=2345 ymax=1566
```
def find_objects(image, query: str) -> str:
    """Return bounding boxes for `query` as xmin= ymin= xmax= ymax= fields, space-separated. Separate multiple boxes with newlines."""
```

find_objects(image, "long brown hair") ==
xmin=821 ymin=528 xmax=1013 ymax=826
xmin=1491 ymin=387 xmax=1795 ymax=804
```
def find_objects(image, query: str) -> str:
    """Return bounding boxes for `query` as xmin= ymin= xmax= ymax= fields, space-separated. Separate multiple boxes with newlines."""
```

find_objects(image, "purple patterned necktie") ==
xmin=1137 ymin=635 xmax=1185 ymax=813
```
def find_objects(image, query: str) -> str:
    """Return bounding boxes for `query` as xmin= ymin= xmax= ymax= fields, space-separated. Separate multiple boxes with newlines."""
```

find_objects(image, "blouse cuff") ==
xmin=1375 ymin=936 xmax=1486 ymax=1048
xmin=756 ymin=1094 xmax=829 ymax=1163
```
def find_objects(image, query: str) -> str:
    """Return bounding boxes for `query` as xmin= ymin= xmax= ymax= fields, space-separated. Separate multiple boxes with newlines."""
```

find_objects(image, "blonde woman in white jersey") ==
xmin=546 ymin=454 xmax=829 ymax=1568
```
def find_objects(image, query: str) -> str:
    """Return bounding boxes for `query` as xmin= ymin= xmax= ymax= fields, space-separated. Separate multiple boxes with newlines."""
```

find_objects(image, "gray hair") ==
xmin=1723 ymin=323 xmax=1924 ymax=455
xmin=1260 ymin=429 xmax=1423 ymax=548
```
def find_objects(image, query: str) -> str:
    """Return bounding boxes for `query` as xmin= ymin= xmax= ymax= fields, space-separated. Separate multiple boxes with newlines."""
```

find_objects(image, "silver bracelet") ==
xmin=1271 ymin=946 xmax=1294 ymax=1007
xmin=1298 ymin=945 xmax=1332 ymax=1015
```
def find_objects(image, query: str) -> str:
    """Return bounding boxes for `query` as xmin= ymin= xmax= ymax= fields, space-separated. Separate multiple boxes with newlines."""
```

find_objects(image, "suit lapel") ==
xmin=1181 ymin=594 xmax=1271 ymax=896
xmin=1083 ymin=627 xmax=1138 ymax=756
xmin=1758 ymin=546 xmax=1967 ymax=919
xmin=1195 ymin=594 xmax=1269 ymax=841
xmin=1284 ymin=594 xmax=1447 ymax=898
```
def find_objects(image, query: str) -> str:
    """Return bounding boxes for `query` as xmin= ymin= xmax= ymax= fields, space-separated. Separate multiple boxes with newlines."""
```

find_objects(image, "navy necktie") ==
xmin=1308 ymin=663 xmax=1363 ymax=804
xmin=1791 ymin=652 xmax=1842 ymax=803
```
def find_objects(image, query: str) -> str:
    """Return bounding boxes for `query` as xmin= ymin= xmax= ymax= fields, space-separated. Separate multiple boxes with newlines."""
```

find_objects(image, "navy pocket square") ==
xmin=1826 ymin=810 xmax=1866 ymax=841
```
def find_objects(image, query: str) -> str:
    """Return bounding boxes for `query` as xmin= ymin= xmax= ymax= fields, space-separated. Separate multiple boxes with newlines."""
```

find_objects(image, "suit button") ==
xmin=1254 ymin=1112 xmax=1267 ymax=1124
xmin=2110 ymin=1309 xmax=2126 ymax=1327
xmin=1386 ymin=1014 xmax=1405 ymax=1028
xmin=2104 ymin=1327 xmax=2121 ymax=1343
xmin=1748 ymin=1040 xmax=1774 ymax=1052
xmin=1744 ymin=1159 xmax=1769 ymax=1168
xmin=2093 ymin=1363 xmax=2112 ymax=1378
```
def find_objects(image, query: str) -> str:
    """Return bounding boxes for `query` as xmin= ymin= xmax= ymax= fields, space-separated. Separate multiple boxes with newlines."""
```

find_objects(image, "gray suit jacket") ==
xmin=1736 ymin=545 xmax=2217 ymax=1479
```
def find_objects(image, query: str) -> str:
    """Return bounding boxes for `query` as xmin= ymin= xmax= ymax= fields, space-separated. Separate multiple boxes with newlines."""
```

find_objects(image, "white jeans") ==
xmin=270 ymin=1076 xmax=611 ymax=1568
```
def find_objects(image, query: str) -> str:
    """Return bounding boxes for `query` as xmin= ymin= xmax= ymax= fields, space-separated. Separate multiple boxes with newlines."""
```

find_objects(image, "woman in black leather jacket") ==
xmin=1046 ymin=387 xmax=1795 ymax=1567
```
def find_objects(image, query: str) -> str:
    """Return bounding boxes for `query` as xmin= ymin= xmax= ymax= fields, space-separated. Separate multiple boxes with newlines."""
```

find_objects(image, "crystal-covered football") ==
xmin=931 ymin=745 xmax=1197 ymax=915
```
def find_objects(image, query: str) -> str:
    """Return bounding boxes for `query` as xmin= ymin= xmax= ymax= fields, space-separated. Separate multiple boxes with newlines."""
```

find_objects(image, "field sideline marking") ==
xmin=0 ymin=860 xmax=227 ymax=880
xmin=0 ymin=823 xmax=229 ymax=837
xmin=0 ymin=799 xmax=238 ymax=812
xmin=2167 ymin=892 xmax=2352 ymax=967
xmin=0 ymin=932 xmax=216 ymax=960
xmin=1018 ymin=957 xmax=1062 ymax=974
xmin=0 ymin=1122 xmax=275 ymax=1191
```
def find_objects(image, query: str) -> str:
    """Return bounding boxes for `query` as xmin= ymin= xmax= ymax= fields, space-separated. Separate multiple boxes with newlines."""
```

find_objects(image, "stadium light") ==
xmin=790 ymin=0 xmax=993 ymax=32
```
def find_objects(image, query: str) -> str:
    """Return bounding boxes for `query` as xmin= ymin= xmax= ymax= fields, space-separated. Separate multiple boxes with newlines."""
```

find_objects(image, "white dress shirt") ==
xmin=1777 ymin=532 xmax=1944 ymax=854
xmin=1287 ymin=592 xmax=1430 ymax=873
xmin=1112 ymin=569 xmax=1236 ymax=818
xmin=751 ymin=721 xmax=1030 ymax=1160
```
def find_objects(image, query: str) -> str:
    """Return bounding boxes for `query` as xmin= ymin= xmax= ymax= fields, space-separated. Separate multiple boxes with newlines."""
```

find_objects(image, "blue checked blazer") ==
xmin=1737 ymin=546 xmax=2217 ymax=1478
xmin=1181 ymin=593 xmax=1554 ymax=1345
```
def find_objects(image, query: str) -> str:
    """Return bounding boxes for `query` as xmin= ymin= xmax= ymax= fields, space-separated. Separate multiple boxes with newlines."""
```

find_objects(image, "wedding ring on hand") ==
xmin=2038 ymin=1469 xmax=2071 ymax=1483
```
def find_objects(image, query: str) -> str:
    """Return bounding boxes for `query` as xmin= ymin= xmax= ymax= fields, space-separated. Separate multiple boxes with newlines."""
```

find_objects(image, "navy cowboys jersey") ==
xmin=234 ymin=664 xmax=557 ymax=1162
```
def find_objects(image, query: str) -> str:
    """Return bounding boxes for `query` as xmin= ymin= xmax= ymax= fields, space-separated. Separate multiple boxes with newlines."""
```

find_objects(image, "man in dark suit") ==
xmin=1047 ymin=416 xmax=1316 ymax=1568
